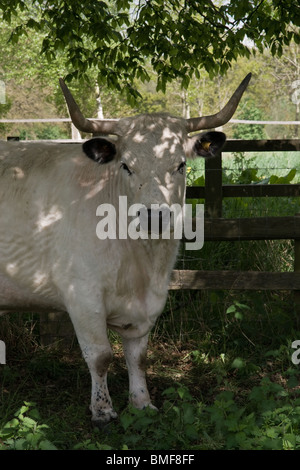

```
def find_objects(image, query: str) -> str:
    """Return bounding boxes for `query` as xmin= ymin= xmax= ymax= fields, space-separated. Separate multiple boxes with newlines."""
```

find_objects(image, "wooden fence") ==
xmin=40 ymin=139 xmax=300 ymax=345
xmin=170 ymin=139 xmax=300 ymax=292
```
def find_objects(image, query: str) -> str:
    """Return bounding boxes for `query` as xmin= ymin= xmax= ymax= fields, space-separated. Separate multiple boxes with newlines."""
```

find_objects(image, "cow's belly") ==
xmin=0 ymin=274 xmax=64 ymax=312
xmin=105 ymin=287 xmax=167 ymax=339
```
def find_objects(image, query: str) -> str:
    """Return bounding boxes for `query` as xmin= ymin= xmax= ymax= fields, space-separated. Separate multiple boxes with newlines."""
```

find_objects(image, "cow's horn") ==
xmin=186 ymin=73 xmax=252 ymax=132
xmin=59 ymin=78 xmax=119 ymax=135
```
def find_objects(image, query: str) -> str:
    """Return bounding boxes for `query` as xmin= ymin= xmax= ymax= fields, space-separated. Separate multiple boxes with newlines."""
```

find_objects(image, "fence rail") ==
xmin=170 ymin=271 xmax=300 ymax=290
xmin=187 ymin=216 xmax=300 ymax=241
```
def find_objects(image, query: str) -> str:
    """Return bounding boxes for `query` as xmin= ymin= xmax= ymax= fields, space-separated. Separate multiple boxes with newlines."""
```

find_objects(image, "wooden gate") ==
xmin=171 ymin=139 xmax=300 ymax=291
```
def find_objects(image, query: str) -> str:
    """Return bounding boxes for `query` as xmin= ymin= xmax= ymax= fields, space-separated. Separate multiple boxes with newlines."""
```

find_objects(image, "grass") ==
xmin=1 ymin=150 xmax=300 ymax=450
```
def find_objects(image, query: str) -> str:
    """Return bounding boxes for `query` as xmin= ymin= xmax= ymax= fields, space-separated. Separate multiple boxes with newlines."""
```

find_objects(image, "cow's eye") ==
xmin=120 ymin=162 xmax=132 ymax=175
xmin=177 ymin=162 xmax=186 ymax=174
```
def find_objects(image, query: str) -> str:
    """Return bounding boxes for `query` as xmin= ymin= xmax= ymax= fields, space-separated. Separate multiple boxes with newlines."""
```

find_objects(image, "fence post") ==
xmin=205 ymin=151 xmax=223 ymax=218
xmin=39 ymin=312 xmax=75 ymax=347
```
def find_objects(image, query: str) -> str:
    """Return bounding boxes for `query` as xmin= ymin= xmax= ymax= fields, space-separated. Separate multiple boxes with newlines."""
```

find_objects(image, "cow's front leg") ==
xmin=80 ymin=342 xmax=118 ymax=427
xmin=68 ymin=307 xmax=117 ymax=427
xmin=122 ymin=334 xmax=157 ymax=411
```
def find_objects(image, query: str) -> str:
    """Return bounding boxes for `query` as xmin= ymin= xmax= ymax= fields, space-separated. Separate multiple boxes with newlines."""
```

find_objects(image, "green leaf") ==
xmin=0 ymin=418 xmax=19 ymax=437
xmin=192 ymin=176 xmax=205 ymax=186
xmin=12 ymin=438 xmax=28 ymax=450
xmin=185 ymin=423 xmax=199 ymax=440
xmin=38 ymin=439 xmax=58 ymax=450
xmin=231 ymin=357 xmax=245 ymax=369
xmin=22 ymin=416 xmax=37 ymax=428
xmin=235 ymin=302 xmax=250 ymax=310
xmin=183 ymin=405 xmax=195 ymax=424
xmin=234 ymin=311 xmax=243 ymax=320
xmin=120 ymin=413 xmax=135 ymax=431
xmin=226 ymin=305 xmax=236 ymax=314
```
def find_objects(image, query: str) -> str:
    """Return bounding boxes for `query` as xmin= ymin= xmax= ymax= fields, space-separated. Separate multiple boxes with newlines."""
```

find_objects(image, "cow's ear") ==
xmin=82 ymin=138 xmax=116 ymax=164
xmin=193 ymin=131 xmax=226 ymax=158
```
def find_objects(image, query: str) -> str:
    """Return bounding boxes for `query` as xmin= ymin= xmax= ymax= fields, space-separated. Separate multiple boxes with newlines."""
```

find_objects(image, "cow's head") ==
xmin=60 ymin=74 xmax=251 ymax=235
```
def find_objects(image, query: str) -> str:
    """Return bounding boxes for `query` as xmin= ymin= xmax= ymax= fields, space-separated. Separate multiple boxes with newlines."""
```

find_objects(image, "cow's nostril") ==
xmin=137 ymin=207 xmax=172 ymax=235
xmin=148 ymin=208 xmax=170 ymax=235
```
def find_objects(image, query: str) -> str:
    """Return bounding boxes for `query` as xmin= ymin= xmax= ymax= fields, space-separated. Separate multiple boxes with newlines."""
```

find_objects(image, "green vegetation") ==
xmin=0 ymin=0 xmax=299 ymax=102
xmin=0 ymin=402 xmax=57 ymax=450
xmin=1 ymin=377 xmax=300 ymax=450
xmin=0 ymin=2 xmax=299 ymax=139
xmin=1 ymin=301 xmax=300 ymax=450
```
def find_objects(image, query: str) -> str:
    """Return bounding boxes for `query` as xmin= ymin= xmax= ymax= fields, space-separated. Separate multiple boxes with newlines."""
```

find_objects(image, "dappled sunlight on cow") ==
xmin=0 ymin=74 xmax=251 ymax=426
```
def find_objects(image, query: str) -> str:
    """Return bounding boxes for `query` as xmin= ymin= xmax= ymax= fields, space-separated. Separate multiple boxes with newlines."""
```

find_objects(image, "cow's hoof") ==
xmin=92 ymin=410 xmax=118 ymax=430
xmin=132 ymin=401 xmax=158 ymax=412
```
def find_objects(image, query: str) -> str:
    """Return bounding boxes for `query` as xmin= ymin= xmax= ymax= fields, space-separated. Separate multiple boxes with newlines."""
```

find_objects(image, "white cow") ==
xmin=0 ymin=74 xmax=251 ymax=426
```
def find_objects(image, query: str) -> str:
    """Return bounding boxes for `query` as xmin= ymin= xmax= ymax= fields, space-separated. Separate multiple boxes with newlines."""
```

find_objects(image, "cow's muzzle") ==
xmin=138 ymin=206 xmax=172 ymax=235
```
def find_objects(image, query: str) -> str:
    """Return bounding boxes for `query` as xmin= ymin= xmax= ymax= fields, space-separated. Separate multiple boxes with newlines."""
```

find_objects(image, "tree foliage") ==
xmin=0 ymin=0 xmax=299 ymax=103
xmin=233 ymin=98 xmax=267 ymax=139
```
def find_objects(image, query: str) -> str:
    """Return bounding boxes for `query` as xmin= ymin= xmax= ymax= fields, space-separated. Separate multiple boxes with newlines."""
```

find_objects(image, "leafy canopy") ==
xmin=0 ymin=0 xmax=299 ymax=103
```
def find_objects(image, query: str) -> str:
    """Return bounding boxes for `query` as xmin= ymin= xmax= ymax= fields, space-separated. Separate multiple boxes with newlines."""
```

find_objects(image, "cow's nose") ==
xmin=138 ymin=207 xmax=171 ymax=235
xmin=147 ymin=209 xmax=162 ymax=234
